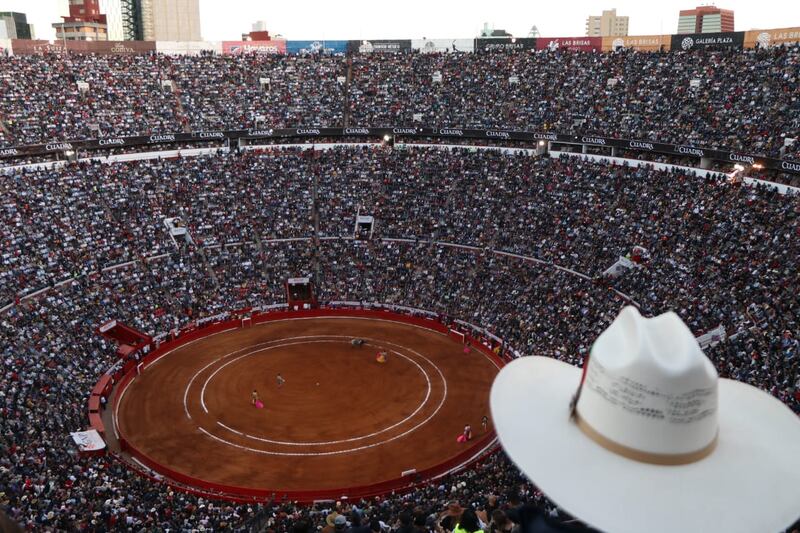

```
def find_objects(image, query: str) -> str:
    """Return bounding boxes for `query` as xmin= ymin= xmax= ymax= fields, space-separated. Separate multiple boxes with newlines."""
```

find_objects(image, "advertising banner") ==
xmin=347 ymin=40 xmax=412 ymax=53
xmin=67 ymin=40 xmax=156 ymax=54
xmin=2 ymin=127 xmax=799 ymax=176
xmin=286 ymin=40 xmax=348 ymax=54
xmin=602 ymin=35 xmax=671 ymax=52
xmin=157 ymin=40 xmax=222 ymax=55
xmin=744 ymin=27 xmax=800 ymax=48
xmin=412 ymin=38 xmax=475 ymax=53
xmin=671 ymin=32 xmax=745 ymax=51
xmin=222 ymin=40 xmax=286 ymax=55
xmin=10 ymin=39 xmax=155 ymax=55
xmin=535 ymin=37 xmax=602 ymax=52
xmin=474 ymin=38 xmax=537 ymax=52
xmin=10 ymin=39 xmax=66 ymax=55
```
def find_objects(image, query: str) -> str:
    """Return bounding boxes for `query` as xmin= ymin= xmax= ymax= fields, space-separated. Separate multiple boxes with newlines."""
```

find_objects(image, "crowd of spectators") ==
xmin=0 ymin=149 xmax=316 ymax=302
xmin=172 ymin=53 xmax=346 ymax=131
xmin=1 ymin=145 xmax=798 ymax=530
xmin=348 ymin=46 xmax=800 ymax=160
xmin=1 ymin=46 xmax=799 ymax=164
xmin=0 ymin=54 xmax=183 ymax=145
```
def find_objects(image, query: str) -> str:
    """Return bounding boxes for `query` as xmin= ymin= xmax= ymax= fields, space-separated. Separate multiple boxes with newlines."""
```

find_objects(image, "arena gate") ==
xmin=286 ymin=277 xmax=318 ymax=310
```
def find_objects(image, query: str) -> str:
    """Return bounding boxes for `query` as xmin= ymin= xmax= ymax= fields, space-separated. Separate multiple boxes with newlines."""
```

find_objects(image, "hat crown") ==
xmin=577 ymin=306 xmax=718 ymax=457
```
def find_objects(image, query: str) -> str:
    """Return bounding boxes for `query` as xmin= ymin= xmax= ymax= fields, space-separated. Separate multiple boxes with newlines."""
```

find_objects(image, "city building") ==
xmin=242 ymin=21 xmax=271 ymax=41
xmin=0 ymin=11 xmax=34 ymax=39
xmin=53 ymin=0 xmax=108 ymax=41
xmin=677 ymin=6 xmax=734 ymax=34
xmin=96 ymin=0 xmax=200 ymax=41
xmin=96 ymin=0 xmax=147 ymax=40
xmin=99 ymin=0 xmax=125 ymax=40
xmin=585 ymin=9 xmax=629 ymax=37
xmin=139 ymin=0 xmax=155 ymax=40
xmin=147 ymin=0 xmax=201 ymax=41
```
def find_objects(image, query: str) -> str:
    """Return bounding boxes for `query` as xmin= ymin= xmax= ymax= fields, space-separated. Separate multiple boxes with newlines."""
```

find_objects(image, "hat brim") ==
xmin=490 ymin=356 xmax=800 ymax=533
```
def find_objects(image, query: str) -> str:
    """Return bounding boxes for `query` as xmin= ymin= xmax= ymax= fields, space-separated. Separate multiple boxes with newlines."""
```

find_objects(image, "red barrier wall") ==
xmin=105 ymin=307 xmax=506 ymax=503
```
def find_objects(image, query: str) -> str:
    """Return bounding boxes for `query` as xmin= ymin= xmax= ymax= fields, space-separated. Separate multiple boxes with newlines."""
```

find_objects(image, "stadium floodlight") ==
xmin=538 ymin=140 xmax=546 ymax=146
xmin=733 ymin=164 xmax=745 ymax=171
xmin=752 ymin=164 xmax=763 ymax=169
xmin=383 ymin=134 xmax=391 ymax=142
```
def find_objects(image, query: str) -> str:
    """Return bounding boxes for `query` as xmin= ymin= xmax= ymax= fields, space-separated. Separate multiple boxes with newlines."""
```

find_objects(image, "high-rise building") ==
xmin=585 ymin=9 xmax=629 ymax=37
xmin=116 ymin=0 xmax=148 ymax=41
xmin=53 ymin=0 xmax=108 ymax=41
xmin=0 ymin=11 xmax=35 ymax=39
xmin=144 ymin=0 xmax=201 ymax=41
xmin=99 ymin=0 xmax=124 ymax=40
xmin=139 ymin=0 xmax=155 ymax=40
xmin=677 ymin=6 xmax=734 ymax=34
xmin=95 ymin=0 xmax=199 ymax=42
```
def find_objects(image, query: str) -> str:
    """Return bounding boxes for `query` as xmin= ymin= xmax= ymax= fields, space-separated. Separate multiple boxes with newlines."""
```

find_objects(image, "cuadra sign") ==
xmin=194 ymin=132 xmax=224 ymax=139
xmin=436 ymin=129 xmax=464 ymax=136
xmin=678 ymin=146 xmax=705 ymax=156
xmin=247 ymin=129 xmax=274 ymax=137
xmin=46 ymin=142 xmax=73 ymax=151
xmin=629 ymin=141 xmax=654 ymax=150
xmin=148 ymin=135 xmax=176 ymax=143
xmin=98 ymin=138 xmax=125 ymax=146
xmin=729 ymin=153 xmax=755 ymax=164
xmin=581 ymin=136 xmax=606 ymax=145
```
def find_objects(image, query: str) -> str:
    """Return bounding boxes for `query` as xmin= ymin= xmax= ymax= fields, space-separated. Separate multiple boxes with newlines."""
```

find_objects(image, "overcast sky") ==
xmin=2 ymin=0 xmax=799 ymax=42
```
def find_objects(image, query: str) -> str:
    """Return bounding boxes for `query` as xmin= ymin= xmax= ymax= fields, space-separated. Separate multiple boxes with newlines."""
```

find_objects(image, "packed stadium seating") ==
xmin=1 ymin=46 xmax=799 ymax=164
xmin=2 ymin=39 xmax=800 ymax=529
xmin=1 ymin=144 xmax=798 ymax=529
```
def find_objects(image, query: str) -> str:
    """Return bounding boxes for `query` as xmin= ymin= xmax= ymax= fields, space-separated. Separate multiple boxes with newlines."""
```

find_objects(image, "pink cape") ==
xmin=456 ymin=434 xmax=467 ymax=443
xmin=255 ymin=400 xmax=264 ymax=409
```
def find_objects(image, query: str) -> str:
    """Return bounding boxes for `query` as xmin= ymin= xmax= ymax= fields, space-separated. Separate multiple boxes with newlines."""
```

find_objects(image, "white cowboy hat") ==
xmin=491 ymin=306 xmax=800 ymax=533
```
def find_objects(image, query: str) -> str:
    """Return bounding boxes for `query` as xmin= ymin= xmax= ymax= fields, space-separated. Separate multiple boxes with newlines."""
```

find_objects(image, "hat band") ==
xmin=575 ymin=414 xmax=718 ymax=465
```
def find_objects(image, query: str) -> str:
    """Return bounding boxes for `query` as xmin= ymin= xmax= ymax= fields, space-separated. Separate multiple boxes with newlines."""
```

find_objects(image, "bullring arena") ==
xmin=109 ymin=309 xmax=501 ymax=499
xmin=3 ymin=14 xmax=800 ymax=532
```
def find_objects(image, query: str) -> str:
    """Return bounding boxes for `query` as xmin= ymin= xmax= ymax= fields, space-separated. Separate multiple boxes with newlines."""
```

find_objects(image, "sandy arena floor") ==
xmin=116 ymin=317 xmax=500 ymax=491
